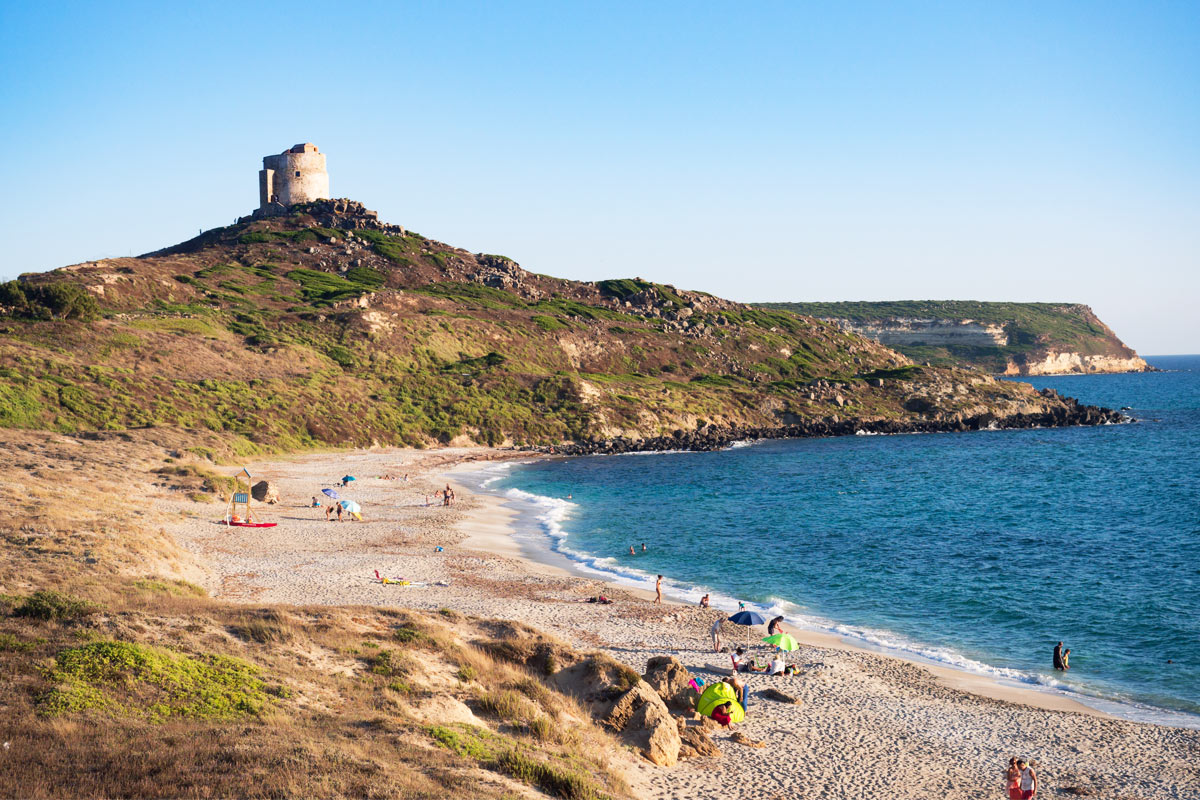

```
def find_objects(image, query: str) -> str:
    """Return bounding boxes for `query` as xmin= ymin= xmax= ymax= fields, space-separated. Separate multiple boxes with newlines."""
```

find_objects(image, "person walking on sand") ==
xmin=1017 ymin=759 xmax=1037 ymax=799
xmin=1005 ymin=757 xmax=1022 ymax=799
xmin=655 ymin=575 xmax=663 ymax=604
xmin=1053 ymin=641 xmax=1065 ymax=670
xmin=710 ymin=617 xmax=723 ymax=651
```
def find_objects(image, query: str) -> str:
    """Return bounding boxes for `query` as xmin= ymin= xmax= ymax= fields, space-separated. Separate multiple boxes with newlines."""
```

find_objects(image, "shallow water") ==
xmin=478 ymin=355 xmax=1200 ymax=725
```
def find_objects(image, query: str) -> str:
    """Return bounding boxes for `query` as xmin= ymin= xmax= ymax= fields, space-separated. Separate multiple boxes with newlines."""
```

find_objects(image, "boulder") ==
xmin=626 ymin=695 xmax=681 ymax=766
xmin=250 ymin=480 xmax=281 ymax=504
xmin=642 ymin=656 xmax=697 ymax=713
xmin=603 ymin=680 xmax=667 ymax=731
xmin=678 ymin=725 xmax=721 ymax=760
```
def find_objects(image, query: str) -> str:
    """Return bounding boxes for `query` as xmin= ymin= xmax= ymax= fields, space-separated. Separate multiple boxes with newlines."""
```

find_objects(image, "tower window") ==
xmin=294 ymin=171 xmax=301 ymax=177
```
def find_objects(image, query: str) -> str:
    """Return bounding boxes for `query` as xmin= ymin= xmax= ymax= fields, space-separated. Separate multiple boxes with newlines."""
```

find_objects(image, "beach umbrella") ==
xmin=322 ymin=488 xmax=340 ymax=499
xmin=341 ymin=475 xmax=356 ymax=484
xmin=763 ymin=633 xmax=799 ymax=661
xmin=695 ymin=681 xmax=745 ymax=723
xmin=339 ymin=500 xmax=362 ymax=513
xmin=728 ymin=610 xmax=767 ymax=648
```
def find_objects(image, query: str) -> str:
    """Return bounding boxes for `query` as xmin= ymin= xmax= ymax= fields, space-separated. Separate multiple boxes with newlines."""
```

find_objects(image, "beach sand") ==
xmin=160 ymin=447 xmax=1200 ymax=800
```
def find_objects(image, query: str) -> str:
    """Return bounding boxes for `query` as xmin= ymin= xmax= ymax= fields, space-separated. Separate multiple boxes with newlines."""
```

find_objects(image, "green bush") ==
xmin=13 ymin=591 xmax=98 ymax=621
xmin=38 ymin=640 xmax=269 ymax=720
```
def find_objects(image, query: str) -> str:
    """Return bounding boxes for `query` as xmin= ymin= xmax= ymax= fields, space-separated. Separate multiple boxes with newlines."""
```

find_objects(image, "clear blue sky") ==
xmin=1 ymin=1 xmax=1196 ymax=352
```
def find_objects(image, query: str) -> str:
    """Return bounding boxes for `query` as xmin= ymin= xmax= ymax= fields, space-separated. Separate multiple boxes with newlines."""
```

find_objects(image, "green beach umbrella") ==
xmin=762 ymin=633 xmax=799 ymax=652
xmin=695 ymin=681 xmax=745 ymax=722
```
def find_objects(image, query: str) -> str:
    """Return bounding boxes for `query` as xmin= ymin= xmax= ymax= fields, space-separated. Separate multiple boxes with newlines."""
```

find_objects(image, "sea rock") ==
xmin=678 ymin=724 xmax=721 ymax=759
xmin=642 ymin=655 xmax=697 ymax=713
xmin=250 ymin=480 xmax=280 ymax=504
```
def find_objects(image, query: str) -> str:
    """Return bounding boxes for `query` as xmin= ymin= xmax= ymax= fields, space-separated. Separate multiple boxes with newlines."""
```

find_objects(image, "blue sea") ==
xmin=468 ymin=355 xmax=1200 ymax=727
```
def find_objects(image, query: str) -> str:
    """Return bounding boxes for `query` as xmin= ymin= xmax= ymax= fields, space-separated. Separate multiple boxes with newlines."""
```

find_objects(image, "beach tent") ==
xmin=322 ymin=488 xmax=340 ymax=499
xmin=728 ymin=610 xmax=767 ymax=649
xmin=695 ymin=681 xmax=745 ymax=723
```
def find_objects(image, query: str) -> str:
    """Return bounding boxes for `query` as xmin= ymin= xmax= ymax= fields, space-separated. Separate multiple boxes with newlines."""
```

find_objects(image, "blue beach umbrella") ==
xmin=728 ymin=610 xmax=767 ymax=627
xmin=728 ymin=610 xmax=768 ymax=649
xmin=322 ymin=488 xmax=340 ymax=499
xmin=341 ymin=475 xmax=356 ymax=484
xmin=339 ymin=500 xmax=362 ymax=513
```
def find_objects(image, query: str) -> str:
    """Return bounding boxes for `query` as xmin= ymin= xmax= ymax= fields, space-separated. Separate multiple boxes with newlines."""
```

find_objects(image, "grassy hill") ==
xmin=0 ymin=200 xmax=1116 ymax=453
xmin=754 ymin=300 xmax=1148 ymax=375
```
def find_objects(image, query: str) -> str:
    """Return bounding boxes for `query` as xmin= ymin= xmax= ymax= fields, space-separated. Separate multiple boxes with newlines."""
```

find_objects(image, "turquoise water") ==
xmin=475 ymin=355 xmax=1200 ymax=725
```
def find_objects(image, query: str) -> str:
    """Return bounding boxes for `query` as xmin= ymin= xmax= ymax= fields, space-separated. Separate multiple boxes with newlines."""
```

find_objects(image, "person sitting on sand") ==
xmin=311 ymin=496 xmax=321 ymax=507
xmin=722 ymin=675 xmax=746 ymax=706
xmin=1017 ymin=759 xmax=1037 ymax=799
xmin=700 ymin=593 xmax=710 ymax=608
xmin=1006 ymin=757 xmax=1022 ymax=800
xmin=769 ymin=655 xmax=785 ymax=675
xmin=731 ymin=647 xmax=745 ymax=672
xmin=711 ymin=701 xmax=734 ymax=728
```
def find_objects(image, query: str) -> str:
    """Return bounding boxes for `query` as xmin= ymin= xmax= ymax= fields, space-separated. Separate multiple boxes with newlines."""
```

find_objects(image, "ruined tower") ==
xmin=257 ymin=143 xmax=329 ymax=213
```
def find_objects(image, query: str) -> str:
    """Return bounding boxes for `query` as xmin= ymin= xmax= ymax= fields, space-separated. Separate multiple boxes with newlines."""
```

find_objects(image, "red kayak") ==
xmin=221 ymin=520 xmax=278 ymax=528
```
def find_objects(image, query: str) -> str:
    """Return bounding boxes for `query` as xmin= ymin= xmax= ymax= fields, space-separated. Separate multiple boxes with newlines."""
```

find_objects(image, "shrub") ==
xmin=38 ymin=640 xmax=269 ymax=720
xmin=13 ymin=591 xmax=98 ymax=621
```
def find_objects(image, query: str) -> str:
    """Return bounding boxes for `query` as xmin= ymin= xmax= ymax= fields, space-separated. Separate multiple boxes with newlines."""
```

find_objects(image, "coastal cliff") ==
xmin=755 ymin=301 xmax=1151 ymax=376
xmin=0 ymin=201 xmax=1121 ymax=450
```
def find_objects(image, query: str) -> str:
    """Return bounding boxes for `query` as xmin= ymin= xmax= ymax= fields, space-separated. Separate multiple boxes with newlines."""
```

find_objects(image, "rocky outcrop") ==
xmin=554 ymin=655 xmax=682 ymax=766
xmin=250 ymin=480 xmax=280 ymax=504
xmin=833 ymin=317 xmax=1008 ymax=348
xmin=529 ymin=389 xmax=1125 ymax=456
xmin=678 ymin=724 xmax=722 ymax=759
xmin=1006 ymin=352 xmax=1151 ymax=376
xmin=642 ymin=656 xmax=697 ymax=714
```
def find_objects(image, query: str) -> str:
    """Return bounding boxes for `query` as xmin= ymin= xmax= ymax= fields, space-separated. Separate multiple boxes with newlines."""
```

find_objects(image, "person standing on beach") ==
xmin=1053 ymin=642 xmax=1065 ymax=670
xmin=710 ymin=617 xmax=723 ymax=651
xmin=1005 ymin=757 xmax=1022 ymax=799
xmin=1017 ymin=759 xmax=1037 ymax=799
xmin=655 ymin=575 xmax=663 ymax=604
xmin=768 ymin=616 xmax=785 ymax=637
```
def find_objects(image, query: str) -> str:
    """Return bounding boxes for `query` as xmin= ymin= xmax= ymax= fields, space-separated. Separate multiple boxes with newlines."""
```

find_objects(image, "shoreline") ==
xmin=446 ymin=461 xmax=1115 ymax=722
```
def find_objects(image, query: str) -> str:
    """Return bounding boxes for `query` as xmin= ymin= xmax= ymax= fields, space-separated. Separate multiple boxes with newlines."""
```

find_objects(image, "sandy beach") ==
xmin=159 ymin=447 xmax=1200 ymax=800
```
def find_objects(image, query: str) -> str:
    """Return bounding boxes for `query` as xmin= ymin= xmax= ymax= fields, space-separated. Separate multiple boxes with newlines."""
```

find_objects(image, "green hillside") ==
xmin=0 ymin=201 xmax=1113 ymax=452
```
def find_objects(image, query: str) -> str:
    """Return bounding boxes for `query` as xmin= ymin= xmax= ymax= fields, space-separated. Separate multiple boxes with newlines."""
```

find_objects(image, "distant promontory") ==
xmin=754 ymin=301 xmax=1151 ymax=376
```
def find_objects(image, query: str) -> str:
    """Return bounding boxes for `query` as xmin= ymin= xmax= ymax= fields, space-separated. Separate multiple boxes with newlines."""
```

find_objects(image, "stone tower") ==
xmin=258 ymin=143 xmax=329 ymax=213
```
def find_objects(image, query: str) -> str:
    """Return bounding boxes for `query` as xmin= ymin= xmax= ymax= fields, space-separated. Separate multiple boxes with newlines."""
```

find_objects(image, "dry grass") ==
xmin=0 ymin=429 xmax=634 ymax=799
